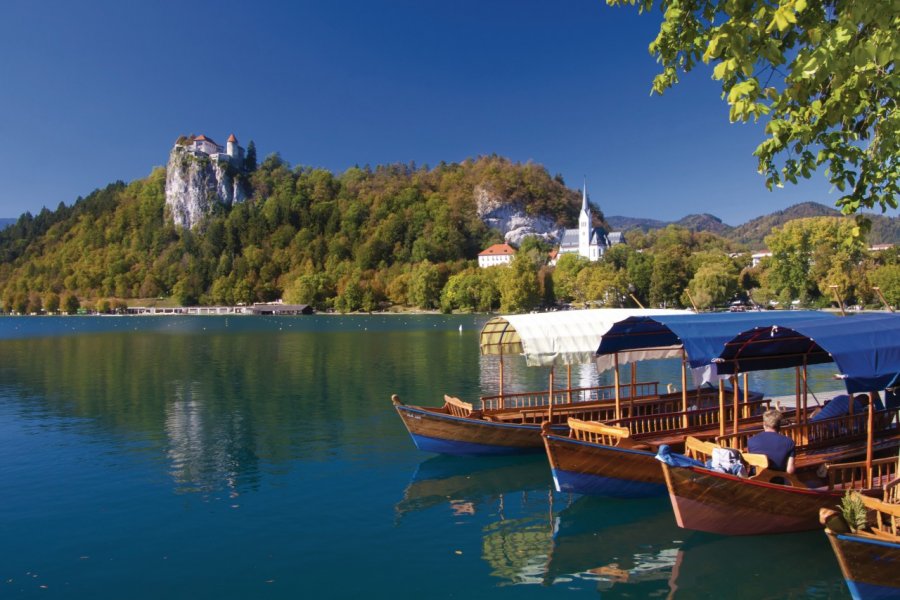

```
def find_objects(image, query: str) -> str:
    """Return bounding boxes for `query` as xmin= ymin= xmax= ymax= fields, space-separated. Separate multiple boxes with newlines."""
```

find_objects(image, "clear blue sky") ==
xmin=0 ymin=0 xmax=887 ymax=225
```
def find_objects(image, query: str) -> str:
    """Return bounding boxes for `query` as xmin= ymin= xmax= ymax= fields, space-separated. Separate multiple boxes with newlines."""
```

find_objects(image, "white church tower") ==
xmin=578 ymin=181 xmax=592 ymax=259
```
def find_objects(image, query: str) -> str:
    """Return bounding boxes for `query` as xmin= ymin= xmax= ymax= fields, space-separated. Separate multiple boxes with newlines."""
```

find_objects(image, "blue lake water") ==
xmin=0 ymin=315 xmax=850 ymax=598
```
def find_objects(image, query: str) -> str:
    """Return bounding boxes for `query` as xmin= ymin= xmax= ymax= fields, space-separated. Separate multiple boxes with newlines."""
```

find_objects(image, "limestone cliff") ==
xmin=475 ymin=184 xmax=563 ymax=246
xmin=165 ymin=145 xmax=246 ymax=229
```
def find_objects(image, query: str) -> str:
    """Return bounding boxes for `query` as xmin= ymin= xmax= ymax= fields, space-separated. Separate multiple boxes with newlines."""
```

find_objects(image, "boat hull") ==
xmin=825 ymin=529 xmax=900 ymax=600
xmin=542 ymin=433 xmax=665 ymax=498
xmin=661 ymin=463 xmax=843 ymax=535
xmin=394 ymin=403 xmax=567 ymax=456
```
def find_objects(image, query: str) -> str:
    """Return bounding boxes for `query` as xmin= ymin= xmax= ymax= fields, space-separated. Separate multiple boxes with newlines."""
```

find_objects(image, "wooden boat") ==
xmin=542 ymin=395 xmax=772 ymax=498
xmin=660 ymin=455 xmax=897 ymax=535
xmin=822 ymin=482 xmax=900 ymax=599
xmin=539 ymin=312 xmax=835 ymax=496
xmin=393 ymin=386 xmax=724 ymax=456
xmin=659 ymin=314 xmax=900 ymax=536
xmin=393 ymin=308 xmax=691 ymax=456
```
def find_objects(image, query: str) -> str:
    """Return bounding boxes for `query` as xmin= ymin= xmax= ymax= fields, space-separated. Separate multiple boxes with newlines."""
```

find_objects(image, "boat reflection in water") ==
xmin=395 ymin=454 xmax=552 ymax=520
xmin=396 ymin=457 xmax=847 ymax=596
xmin=542 ymin=495 xmax=682 ymax=592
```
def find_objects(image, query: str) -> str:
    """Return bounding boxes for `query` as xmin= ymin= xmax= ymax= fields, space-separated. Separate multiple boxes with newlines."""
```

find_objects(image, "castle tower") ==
xmin=226 ymin=133 xmax=238 ymax=158
xmin=578 ymin=181 xmax=591 ymax=258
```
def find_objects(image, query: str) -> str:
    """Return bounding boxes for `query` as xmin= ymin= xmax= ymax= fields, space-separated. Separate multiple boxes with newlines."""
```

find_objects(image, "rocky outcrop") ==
xmin=474 ymin=184 xmax=562 ymax=246
xmin=165 ymin=145 xmax=246 ymax=229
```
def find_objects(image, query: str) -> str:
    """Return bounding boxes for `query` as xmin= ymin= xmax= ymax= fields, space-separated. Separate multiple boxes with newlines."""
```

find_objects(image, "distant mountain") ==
xmin=605 ymin=216 xmax=669 ymax=232
xmin=0 ymin=218 xmax=16 ymax=230
xmin=608 ymin=202 xmax=900 ymax=249
xmin=729 ymin=202 xmax=840 ymax=248
xmin=675 ymin=213 xmax=733 ymax=236
xmin=605 ymin=213 xmax=734 ymax=235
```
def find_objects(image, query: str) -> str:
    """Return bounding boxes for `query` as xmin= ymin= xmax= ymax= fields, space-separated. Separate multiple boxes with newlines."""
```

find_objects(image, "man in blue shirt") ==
xmin=747 ymin=409 xmax=796 ymax=474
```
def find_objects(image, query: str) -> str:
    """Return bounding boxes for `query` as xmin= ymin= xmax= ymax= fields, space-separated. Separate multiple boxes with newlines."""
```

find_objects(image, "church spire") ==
xmin=582 ymin=178 xmax=589 ymax=212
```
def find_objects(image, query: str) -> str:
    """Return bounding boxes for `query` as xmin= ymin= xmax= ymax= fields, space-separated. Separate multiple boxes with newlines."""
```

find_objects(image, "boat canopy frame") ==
xmin=479 ymin=308 xmax=690 ymax=368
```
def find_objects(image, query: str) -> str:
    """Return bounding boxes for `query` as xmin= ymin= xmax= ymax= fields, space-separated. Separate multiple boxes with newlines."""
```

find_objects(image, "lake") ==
xmin=0 ymin=314 xmax=850 ymax=598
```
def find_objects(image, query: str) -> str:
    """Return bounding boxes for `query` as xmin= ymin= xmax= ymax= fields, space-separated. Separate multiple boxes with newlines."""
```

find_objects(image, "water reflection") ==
xmin=395 ymin=454 xmax=552 ymax=519
xmin=0 ymin=315 xmax=484 ymax=496
xmin=395 ymin=456 xmax=848 ymax=598
xmin=164 ymin=380 xmax=261 ymax=494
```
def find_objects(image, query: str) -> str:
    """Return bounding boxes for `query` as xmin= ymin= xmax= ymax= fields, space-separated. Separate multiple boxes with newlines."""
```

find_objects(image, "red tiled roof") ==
xmin=478 ymin=243 xmax=516 ymax=256
xmin=194 ymin=135 xmax=218 ymax=145
xmin=227 ymin=133 xmax=237 ymax=143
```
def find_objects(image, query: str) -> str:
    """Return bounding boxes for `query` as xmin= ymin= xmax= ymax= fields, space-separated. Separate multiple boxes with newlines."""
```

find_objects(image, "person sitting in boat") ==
xmin=747 ymin=409 xmax=795 ymax=474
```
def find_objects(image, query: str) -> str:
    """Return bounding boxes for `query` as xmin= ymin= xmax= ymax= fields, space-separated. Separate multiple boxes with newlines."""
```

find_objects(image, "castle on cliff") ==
xmin=165 ymin=133 xmax=248 ymax=229
xmin=186 ymin=134 xmax=245 ymax=167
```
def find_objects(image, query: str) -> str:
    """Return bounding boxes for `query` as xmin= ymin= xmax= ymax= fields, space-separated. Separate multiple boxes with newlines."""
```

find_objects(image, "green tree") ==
xmin=12 ymin=292 xmax=27 ymax=315
xmin=498 ymin=255 xmax=540 ymax=313
xmin=44 ymin=292 xmax=60 ymax=314
xmin=575 ymin=262 xmax=628 ymax=307
xmin=650 ymin=250 xmax=689 ymax=307
xmin=868 ymin=264 xmax=900 ymax=309
xmin=552 ymin=253 xmax=590 ymax=302
xmin=687 ymin=263 xmax=738 ymax=310
xmin=62 ymin=293 xmax=80 ymax=315
xmin=765 ymin=217 xmax=868 ymax=304
xmin=407 ymin=261 xmax=443 ymax=309
xmin=611 ymin=0 xmax=900 ymax=215
xmin=244 ymin=140 xmax=257 ymax=173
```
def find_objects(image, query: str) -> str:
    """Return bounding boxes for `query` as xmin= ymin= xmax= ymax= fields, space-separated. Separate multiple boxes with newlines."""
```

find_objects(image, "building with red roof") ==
xmin=478 ymin=243 xmax=516 ymax=268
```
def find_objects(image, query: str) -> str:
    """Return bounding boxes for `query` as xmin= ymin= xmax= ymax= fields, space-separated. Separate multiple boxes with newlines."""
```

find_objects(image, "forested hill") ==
xmin=0 ymin=155 xmax=584 ymax=310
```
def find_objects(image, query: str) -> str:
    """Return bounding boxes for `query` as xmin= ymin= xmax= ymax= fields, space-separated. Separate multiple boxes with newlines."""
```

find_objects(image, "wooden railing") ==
xmin=607 ymin=398 xmax=772 ymax=437
xmin=716 ymin=408 xmax=900 ymax=451
xmin=481 ymin=382 xmax=758 ymax=413
xmin=860 ymin=493 xmax=900 ymax=538
xmin=479 ymin=381 xmax=659 ymax=411
xmin=500 ymin=396 xmax=682 ymax=425
xmin=567 ymin=418 xmax=631 ymax=446
xmin=826 ymin=456 xmax=899 ymax=491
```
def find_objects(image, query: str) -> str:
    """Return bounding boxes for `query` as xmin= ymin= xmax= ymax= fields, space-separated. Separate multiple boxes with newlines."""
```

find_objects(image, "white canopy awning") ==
xmin=480 ymin=308 xmax=690 ymax=367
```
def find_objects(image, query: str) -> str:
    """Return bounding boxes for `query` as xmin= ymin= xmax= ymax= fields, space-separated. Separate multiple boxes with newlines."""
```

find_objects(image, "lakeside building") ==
xmin=478 ymin=243 xmax=517 ymax=268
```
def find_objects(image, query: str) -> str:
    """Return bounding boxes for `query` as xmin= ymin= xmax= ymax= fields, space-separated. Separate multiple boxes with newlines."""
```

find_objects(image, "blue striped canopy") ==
xmin=596 ymin=311 xmax=834 ymax=369
xmin=714 ymin=313 xmax=900 ymax=394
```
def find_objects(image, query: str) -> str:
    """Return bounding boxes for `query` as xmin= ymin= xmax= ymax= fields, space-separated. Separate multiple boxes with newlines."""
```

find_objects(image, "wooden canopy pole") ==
xmin=732 ymin=376 xmax=739 ymax=434
xmin=684 ymin=288 xmax=699 ymax=312
xmin=794 ymin=366 xmax=801 ymax=415
xmin=630 ymin=361 xmax=637 ymax=414
xmin=614 ymin=353 xmax=621 ymax=420
xmin=566 ymin=364 xmax=572 ymax=404
xmin=829 ymin=285 xmax=846 ymax=317
xmin=681 ymin=350 xmax=689 ymax=429
xmin=867 ymin=391 xmax=875 ymax=488
xmin=548 ymin=367 xmax=555 ymax=424
xmin=498 ymin=347 xmax=505 ymax=409
xmin=802 ymin=357 xmax=809 ymax=428
xmin=743 ymin=372 xmax=749 ymax=418
xmin=873 ymin=286 xmax=895 ymax=313
xmin=718 ymin=378 xmax=726 ymax=437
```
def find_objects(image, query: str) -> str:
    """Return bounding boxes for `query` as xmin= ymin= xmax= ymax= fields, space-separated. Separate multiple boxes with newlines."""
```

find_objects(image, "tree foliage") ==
xmin=610 ymin=0 xmax=900 ymax=215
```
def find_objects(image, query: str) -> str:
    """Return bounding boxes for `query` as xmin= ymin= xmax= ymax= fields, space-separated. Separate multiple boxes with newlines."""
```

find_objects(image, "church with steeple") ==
xmin=555 ymin=183 xmax=622 ymax=262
